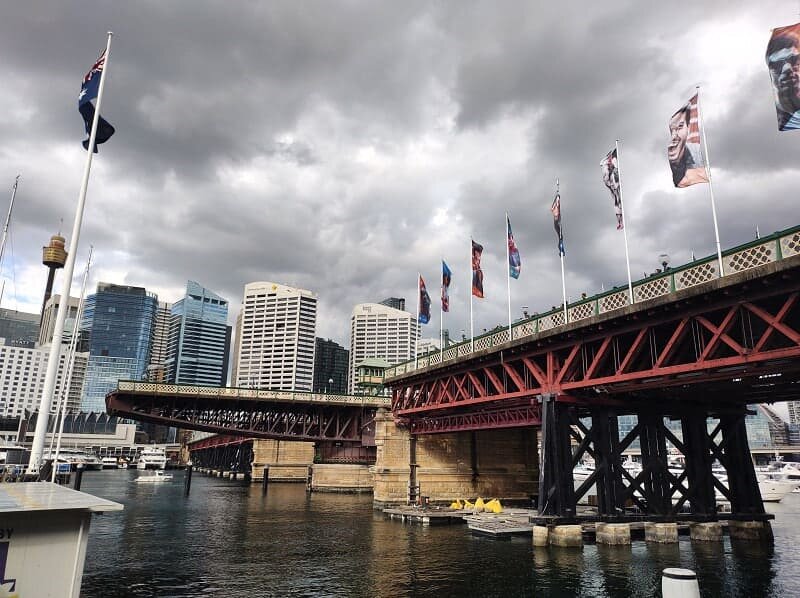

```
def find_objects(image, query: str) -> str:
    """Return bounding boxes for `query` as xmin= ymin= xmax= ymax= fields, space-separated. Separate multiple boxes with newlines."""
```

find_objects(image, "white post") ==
xmin=695 ymin=86 xmax=724 ymax=276
xmin=51 ymin=247 xmax=93 ymax=482
xmin=0 ymin=176 xmax=20 ymax=307
xmin=557 ymin=179 xmax=568 ymax=324
xmin=506 ymin=212 xmax=512 ymax=337
xmin=415 ymin=272 xmax=420 ymax=368
xmin=439 ymin=259 xmax=444 ymax=360
xmin=28 ymin=32 xmax=113 ymax=475
xmin=616 ymin=140 xmax=634 ymax=304
xmin=469 ymin=241 xmax=474 ymax=352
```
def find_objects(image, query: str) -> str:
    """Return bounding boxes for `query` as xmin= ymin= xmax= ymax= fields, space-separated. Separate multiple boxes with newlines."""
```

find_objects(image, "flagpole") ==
xmin=0 ymin=176 xmax=20 ymax=307
xmin=51 ymin=247 xmax=92 ymax=482
xmin=439 ymin=259 xmax=444 ymax=360
xmin=616 ymin=141 xmax=634 ymax=304
xmin=469 ymin=240 xmax=474 ymax=352
xmin=506 ymin=212 xmax=512 ymax=337
xmin=415 ymin=272 xmax=420 ymax=369
xmin=557 ymin=178 xmax=568 ymax=324
xmin=28 ymin=32 xmax=113 ymax=475
xmin=695 ymin=86 xmax=724 ymax=276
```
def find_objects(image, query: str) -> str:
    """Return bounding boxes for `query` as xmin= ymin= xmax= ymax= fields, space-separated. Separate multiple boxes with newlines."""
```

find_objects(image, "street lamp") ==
xmin=659 ymin=253 xmax=670 ymax=272
xmin=326 ymin=378 xmax=333 ymax=394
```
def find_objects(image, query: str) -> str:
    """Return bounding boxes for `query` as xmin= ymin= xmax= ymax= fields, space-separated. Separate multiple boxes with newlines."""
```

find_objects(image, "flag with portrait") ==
xmin=550 ymin=193 xmax=565 ymax=256
xmin=601 ymin=148 xmax=624 ymax=229
xmin=471 ymin=240 xmax=484 ymax=298
xmin=667 ymin=94 xmax=707 ymax=188
xmin=766 ymin=23 xmax=800 ymax=131
xmin=441 ymin=260 xmax=452 ymax=312
xmin=507 ymin=215 xmax=521 ymax=279
xmin=418 ymin=275 xmax=431 ymax=324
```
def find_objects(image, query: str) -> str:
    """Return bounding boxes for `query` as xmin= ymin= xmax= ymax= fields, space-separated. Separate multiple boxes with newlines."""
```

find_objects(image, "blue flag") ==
xmin=79 ymin=50 xmax=115 ymax=153
xmin=507 ymin=215 xmax=521 ymax=279
xmin=418 ymin=275 xmax=431 ymax=324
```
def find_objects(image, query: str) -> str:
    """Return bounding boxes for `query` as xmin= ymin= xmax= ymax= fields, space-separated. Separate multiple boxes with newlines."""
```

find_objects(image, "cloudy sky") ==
xmin=0 ymin=1 xmax=797 ymax=349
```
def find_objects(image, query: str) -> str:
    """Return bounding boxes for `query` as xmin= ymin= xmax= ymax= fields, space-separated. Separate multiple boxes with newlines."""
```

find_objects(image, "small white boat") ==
xmin=135 ymin=470 xmax=173 ymax=484
xmin=137 ymin=446 xmax=167 ymax=470
xmin=101 ymin=457 xmax=119 ymax=469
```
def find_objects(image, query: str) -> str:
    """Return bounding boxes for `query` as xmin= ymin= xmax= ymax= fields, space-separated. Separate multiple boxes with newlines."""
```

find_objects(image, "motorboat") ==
xmin=137 ymin=446 xmax=167 ymax=470
xmin=135 ymin=470 xmax=173 ymax=483
xmin=573 ymin=461 xmax=596 ymax=482
xmin=101 ymin=457 xmax=119 ymax=469
xmin=756 ymin=472 xmax=795 ymax=502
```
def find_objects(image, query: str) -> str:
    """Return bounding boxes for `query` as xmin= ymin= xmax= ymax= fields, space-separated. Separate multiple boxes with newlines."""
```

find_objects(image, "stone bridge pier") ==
xmin=372 ymin=409 xmax=538 ymax=508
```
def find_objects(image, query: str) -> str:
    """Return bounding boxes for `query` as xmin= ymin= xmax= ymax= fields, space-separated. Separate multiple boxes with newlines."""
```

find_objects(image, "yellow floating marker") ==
xmin=449 ymin=499 xmax=463 ymax=510
xmin=484 ymin=498 xmax=503 ymax=513
xmin=474 ymin=497 xmax=485 ymax=512
xmin=463 ymin=498 xmax=474 ymax=509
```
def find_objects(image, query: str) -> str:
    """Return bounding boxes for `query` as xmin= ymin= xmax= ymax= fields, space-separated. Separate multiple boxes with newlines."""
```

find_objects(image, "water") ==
xmin=79 ymin=470 xmax=800 ymax=597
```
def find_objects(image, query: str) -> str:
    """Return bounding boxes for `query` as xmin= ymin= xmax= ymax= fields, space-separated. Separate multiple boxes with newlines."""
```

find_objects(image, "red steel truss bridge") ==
xmin=105 ymin=381 xmax=389 ymax=445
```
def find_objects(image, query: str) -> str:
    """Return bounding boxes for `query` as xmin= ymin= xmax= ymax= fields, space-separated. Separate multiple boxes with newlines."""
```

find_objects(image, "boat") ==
xmin=137 ymin=446 xmax=167 ymax=470
xmin=135 ymin=470 xmax=173 ymax=483
xmin=101 ymin=457 xmax=119 ymax=469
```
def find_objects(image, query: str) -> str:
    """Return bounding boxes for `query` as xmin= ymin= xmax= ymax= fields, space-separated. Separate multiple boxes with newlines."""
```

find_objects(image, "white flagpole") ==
xmin=506 ymin=212 xmax=512 ymax=337
xmin=28 ymin=32 xmax=113 ymax=475
xmin=439 ymin=259 xmax=443 ymax=359
xmin=557 ymin=178 xmax=568 ymax=324
xmin=51 ymin=247 xmax=92 ymax=482
xmin=695 ymin=86 xmax=724 ymax=276
xmin=415 ymin=272 xmax=420 ymax=368
xmin=469 ymin=241 xmax=474 ymax=352
xmin=616 ymin=141 xmax=634 ymax=304
xmin=0 ymin=176 xmax=20 ymax=307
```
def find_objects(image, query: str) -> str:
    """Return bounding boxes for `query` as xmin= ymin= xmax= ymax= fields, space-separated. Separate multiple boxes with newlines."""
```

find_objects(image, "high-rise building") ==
xmin=379 ymin=297 xmax=406 ymax=311
xmin=165 ymin=281 xmax=229 ymax=386
xmin=38 ymin=295 xmax=81 ymax=346
xmin=0 ymin=308 xmax=39 ymax=347
xmin=348 ymin=303 xmax=417 ymax=394
xmin=313 ymin=338 xmax=349 ymax=394
xmin=788 ymin=401 xmax=800 ymax=425
xmin=233 ymin=282 xmax=317 ymax=391
xmin=0 ymin=343 xmax=87 ymax=417
xmin=146 ymin=301 xmax=172 ymax=382
xmin=79 ymin=283 xmax=158 ymax=411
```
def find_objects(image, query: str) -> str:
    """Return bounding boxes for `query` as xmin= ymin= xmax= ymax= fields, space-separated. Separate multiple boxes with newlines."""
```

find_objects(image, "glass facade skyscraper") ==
xmin=80 ymin=283 xmax=158 ymax=411
xmin=165 ymin=281 xmax=229 ymax=386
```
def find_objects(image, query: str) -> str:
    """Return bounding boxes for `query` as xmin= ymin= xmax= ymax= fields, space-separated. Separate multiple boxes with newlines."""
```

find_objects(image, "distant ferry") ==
xmin=137 ymin=446 xmax=167 ymax=470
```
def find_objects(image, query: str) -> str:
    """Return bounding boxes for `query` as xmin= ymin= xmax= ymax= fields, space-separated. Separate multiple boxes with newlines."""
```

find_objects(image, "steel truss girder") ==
xmin=106 ymin=392 xmax=376 ymax=443
xmin=541 ymin=404 xmax=765 ymax=519
xmin=391 ymin=288 xmax=800 ymax=418
xmin=404 ymin=404 xmax=541 ymax=435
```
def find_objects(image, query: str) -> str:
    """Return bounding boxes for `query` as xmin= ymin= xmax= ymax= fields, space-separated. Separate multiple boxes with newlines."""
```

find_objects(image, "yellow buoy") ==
xmin=474 ymin=497 xmax=485 ymax=512
xmin=463 ymin=498 xmax=474 ymax=509
xmin=484 ymin=498 xmax=503 ymax=513
xmin=449 ymin=499 xmax=463 ymax=510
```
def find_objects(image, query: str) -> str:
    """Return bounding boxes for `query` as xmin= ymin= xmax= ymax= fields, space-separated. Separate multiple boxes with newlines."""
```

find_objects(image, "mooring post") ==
xmin=306 ymin=465 xmax=313 ymax=492
xmin=73 ymin=463 xmax=84 ymax=491
xmin=262 ymin=465 xmax=270 ymax=496
xmin=184 ymin=461 xmax=193 ymax=496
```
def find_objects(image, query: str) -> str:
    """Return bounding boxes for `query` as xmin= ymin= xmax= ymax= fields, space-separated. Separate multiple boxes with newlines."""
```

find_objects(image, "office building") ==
xmin=0 ymin=344 xmax=87 ymax=417
xmin=146 ymin=301 xmax=172 ymax=382
xmin=79 ymin=283 xmax=158 ymax=412
xmin=233 ymin=282 xmax=317 ymax=391
xmin=788 ymin=401 xmax=800 ymax=425
xmin=38 ymin=295 xmax=82 ymax=346
xmin=165 ymin=281 xmax=229 ymax=386
xmin=348 ymin=302 xmax=417 ymax=394
xmin=0 ymin=308 xmax=39 ymax=347
xmin=313 ymin=338 xmax=349 ymax=394
xmin=379 ymin=297 xmax=406 ymax=311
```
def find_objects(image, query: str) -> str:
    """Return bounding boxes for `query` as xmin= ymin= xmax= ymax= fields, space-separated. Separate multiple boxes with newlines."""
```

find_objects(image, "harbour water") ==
xmin=80 ymin=470 xmax=800 ymax=597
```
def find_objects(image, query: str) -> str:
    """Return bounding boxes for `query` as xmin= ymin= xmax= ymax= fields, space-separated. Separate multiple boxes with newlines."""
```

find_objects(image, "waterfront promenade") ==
xmin=79 ymin=470 xmax=799 ymax=597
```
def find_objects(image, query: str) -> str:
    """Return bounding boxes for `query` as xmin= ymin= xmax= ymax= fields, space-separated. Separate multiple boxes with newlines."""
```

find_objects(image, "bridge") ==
xmin=383 ymin=225 xmax=800 ymax=522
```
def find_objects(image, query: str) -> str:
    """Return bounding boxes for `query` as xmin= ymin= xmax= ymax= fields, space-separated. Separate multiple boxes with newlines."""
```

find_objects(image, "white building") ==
xmin=788 ymin=401 xmax=800 ymax=425
xmin=38 ymin=295 xmax=81 ymax=345
xmin=233 ymin=282 xmax=317 ymax=391
xmin=417 ymin=337 xmax=441 ymax=356
xmin=348 ymin=303 xmax=418 ymax=394
xmin=0 ymin=343 xmax=88 ymax=417
xmin=147 ymin=301 xmax=172 ymax=382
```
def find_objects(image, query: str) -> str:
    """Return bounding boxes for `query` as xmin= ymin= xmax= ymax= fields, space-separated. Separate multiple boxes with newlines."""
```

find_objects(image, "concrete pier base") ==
xmin=310 ymin=464 xmax=373 ymax=493
xmin=532 ymin=525 xmax=549 ymax=547
xmin=728 ymin=520 xmax=774 ymax=542
xmin=689 ymin=522 xmax=723 ymax=542
xmin=645 ymin=522 xmax=678 ymax=544
xmin=595 ymin=523 xmax=631 ymax=546
xmin=549 ymin=525 xmax=583 ymax=548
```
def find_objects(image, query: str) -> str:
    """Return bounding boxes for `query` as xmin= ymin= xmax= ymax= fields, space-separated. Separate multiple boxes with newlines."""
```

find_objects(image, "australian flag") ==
xmin=79 ymin=50 xmax=115 ymax=153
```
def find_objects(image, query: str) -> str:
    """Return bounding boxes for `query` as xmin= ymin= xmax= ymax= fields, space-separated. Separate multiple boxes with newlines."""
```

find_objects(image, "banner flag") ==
xmin=601 ymin=148 xmax=624 ymax=229
xmin=471 ymin=240 xmax=484 ymax=298
xmin=550 ymin=193 xmax=565 ymax=256
xmin=441 ymin=260 xmax=452 ymax=312
xmin=418 ymin=275 xmax=431 ymax=324
xmin=507 ymin=215 xmax=521 ymax=279
xmin=79 ymin=49 xmax=115 ymax=152
xmin=668 ymin=93 xmax=707 ymax=187
xmin=766 ymin=23 xmax=800 ymax=131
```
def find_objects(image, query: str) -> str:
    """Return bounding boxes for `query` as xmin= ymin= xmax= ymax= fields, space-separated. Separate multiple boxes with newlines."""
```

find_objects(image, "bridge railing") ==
xmin=115 ymin=381 xmax=392 ymax=408
xmin=387 ymin=225 xmax=800 ymax=379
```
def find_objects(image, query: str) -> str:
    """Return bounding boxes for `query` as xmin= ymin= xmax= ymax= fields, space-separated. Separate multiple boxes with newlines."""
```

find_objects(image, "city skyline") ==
xmin=0 ymin=2 xmax=797 ymax=351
